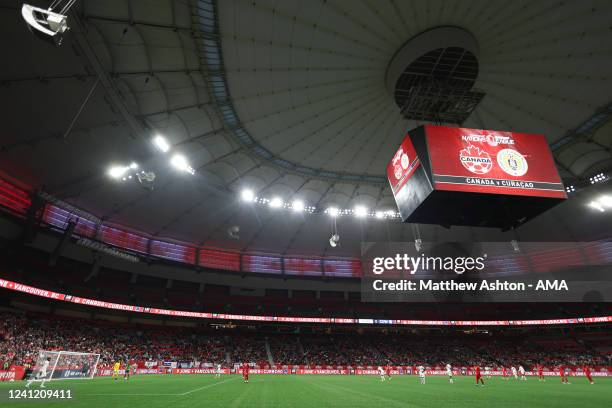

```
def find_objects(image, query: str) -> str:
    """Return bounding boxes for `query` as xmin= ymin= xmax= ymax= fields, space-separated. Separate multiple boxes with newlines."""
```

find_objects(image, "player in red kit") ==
xmin=385 ymin=365 xmax=392 ymax=381
xmin=475 ymin=365 xmax=484 ymax=386
xmin=584 ymin=366 xmax=594 ymax=385
xmin=537 ymin=365 xmax=545 ymax=382
xmin=242 ymin=363 xmax=249 ymax=383
xmin=501 ymin=366 xmax=508 ymax=380
xmin=560 ymin=366 xmax=569 ymax=384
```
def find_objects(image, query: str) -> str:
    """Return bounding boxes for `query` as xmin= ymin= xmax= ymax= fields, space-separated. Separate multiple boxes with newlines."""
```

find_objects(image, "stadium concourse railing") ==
xmin=0 ymin=177 xmax=361 ymax=278
xmin=1 ymin=278 xmax=611 ymax=327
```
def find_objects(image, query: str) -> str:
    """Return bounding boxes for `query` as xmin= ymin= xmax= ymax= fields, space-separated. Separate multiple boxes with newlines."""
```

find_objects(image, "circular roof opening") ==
xmin=386 ymin=27 xmax=484 ymax=125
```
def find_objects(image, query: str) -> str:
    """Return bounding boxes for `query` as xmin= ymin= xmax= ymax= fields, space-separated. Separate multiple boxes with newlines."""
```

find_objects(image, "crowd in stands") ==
xmin=0 ymin=312 xmax=227 ymax=368
xmin=294 ymin=334 xmax=610 ymax=368
xmin=0 ymin=310 xmax=609 ymax=371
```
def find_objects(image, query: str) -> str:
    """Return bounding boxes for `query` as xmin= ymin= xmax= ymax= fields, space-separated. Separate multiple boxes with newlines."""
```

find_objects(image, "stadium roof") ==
xmin=1 ymin=0 xmax=611 ymax=257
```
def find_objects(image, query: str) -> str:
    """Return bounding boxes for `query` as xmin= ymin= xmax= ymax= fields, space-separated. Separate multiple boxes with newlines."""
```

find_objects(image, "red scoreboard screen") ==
xmin=425 ymin=126 xmax=566 ymax=199
xmin=387 ymin=125 xmax=566 ymax=228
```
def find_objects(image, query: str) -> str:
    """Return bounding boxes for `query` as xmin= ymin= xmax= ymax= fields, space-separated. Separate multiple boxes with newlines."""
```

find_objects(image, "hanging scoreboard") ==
xmin=387 ymin=125 xmax=566 ymax=229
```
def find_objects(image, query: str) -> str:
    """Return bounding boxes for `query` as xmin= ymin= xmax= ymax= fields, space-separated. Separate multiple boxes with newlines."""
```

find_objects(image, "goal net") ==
xmin=27 ymin=351 xmax=100 ymax=384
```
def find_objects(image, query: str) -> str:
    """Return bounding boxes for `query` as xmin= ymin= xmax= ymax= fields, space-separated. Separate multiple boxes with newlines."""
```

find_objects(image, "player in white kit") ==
xmin=418 ymin=365 xmax=426 ymax=384
xmin=378 ymin=366 xmax=386 ymax=382
xmin=511 ymin=366 xmax=518 ymax=379
xmin=518 ymin=365 xmax=527 ymax=381
xmin=215 ymin=363 xmax=222 ymax=378
xmin=26 ymin=357 xmax=50 ymax=388
xmin=446 ymin=363 xmax=454 ymax=384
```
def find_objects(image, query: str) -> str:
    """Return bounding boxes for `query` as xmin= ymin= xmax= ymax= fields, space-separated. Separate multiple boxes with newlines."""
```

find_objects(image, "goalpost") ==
xmin=26 ymin=351 xmax=100 ymax=387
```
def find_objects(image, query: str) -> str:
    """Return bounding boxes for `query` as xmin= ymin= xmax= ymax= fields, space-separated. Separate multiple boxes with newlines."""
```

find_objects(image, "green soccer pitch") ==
xmin=0 ymin=374 xmax=610 ymax=408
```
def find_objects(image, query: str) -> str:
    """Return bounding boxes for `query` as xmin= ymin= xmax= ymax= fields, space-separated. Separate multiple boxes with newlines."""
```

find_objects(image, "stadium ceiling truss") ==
xmin=194 ymin=0 xmax=387 ymax=185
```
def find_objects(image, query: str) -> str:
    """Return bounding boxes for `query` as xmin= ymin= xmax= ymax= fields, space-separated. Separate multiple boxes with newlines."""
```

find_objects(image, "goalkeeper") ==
xmin=113 ymin=361 xmax=121 ymax=380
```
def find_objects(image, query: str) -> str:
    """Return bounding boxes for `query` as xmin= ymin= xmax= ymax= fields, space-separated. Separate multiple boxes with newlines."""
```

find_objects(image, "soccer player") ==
xmin=518 ymin=365 xmax=527 ymax=381
xmin=537 ymin=364 xmax=545 ymax=382
xmin=377 ymin=366 xmax=385 ymax=382
xmin=475 ymin=365 xmax=484 ymax=386
xmin=501 ymin=366 xmax=508 ymax=380
xmin=216 ymin=363 xmax=222 ymax=379
xmin=385 ymin=365 xmax=392 ymax=381
xmin=81 ymin=358 xmax=91 ymax=378
xmin=560 ymin=365 xmax=570 ymax=384
xmin=242 ymin=362 xmax=249 ymax=383
xmin=511 ymin=365 xmax=518 ymax=380
xmin=124 ymin=360 xmax=131 ymax=380
xmin=446 ymin=363 xmax=454 ymax=384
xmin=418 ymin=365 xmax=426 ymax=384
xmin=584 ymin=366 xmax=594 ymax=385
xmin=26 ymin=357 xmax=50 ymax=388
xmin=113 ymin=361 xmax=121 ymax=380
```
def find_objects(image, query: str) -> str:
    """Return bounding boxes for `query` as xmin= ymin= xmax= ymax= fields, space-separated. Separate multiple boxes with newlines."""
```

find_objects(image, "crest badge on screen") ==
xmin=497 ymin=149 xmax=528 ymax=177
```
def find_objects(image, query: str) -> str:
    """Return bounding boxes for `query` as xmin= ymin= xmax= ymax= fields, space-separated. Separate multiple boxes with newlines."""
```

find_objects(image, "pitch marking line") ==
xmin=83 ymin=377 xmax=239 ymax=396
xmin=180 ymin=377 xmax=239 ymax=395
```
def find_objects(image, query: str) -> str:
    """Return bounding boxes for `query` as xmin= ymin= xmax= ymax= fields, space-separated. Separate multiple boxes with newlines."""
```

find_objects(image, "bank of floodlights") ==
xmin=589 ymin=173 xmax=607 ymax=184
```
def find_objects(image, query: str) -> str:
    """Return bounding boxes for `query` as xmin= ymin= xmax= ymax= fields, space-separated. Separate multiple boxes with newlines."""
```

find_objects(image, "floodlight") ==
xmin=241 ymin=189 xmax=255 ymax=202
xmin=590 ymin=173 xmax=607 ymax=185
xmin=599 ymin=195 xmax=612 ymax=208
xmin=354 ymin=205 xmax=368 ymax=218
xmin=375 ymin=211 xmax=385 ymax=219
xmin=153 ymin=135 xmax=170 ymax=153
xmin=589 ymin=201 xmax=605 ymax=212
xmin=269 ymin=197 xmax=283 ymax=208
xmin=292 ymin=200 xmax=305 ymax=212
xmin=129 ymin=162 xmax=138 ymax=169
xmin=170 ymin=154 xmax=194 ymax=174
xmin=108 ymin=165 xmax=127 ymax=179
xmin=327 ymin=207 xmax=339 ymax=217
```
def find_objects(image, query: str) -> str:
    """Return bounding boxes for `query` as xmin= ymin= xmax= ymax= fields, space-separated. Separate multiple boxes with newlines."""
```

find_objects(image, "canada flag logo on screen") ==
xmin=459 ymin=145 xmax=493 ymax=174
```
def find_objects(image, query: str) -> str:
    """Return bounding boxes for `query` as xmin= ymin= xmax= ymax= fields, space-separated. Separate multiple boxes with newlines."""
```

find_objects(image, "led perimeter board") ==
xmin=387 ymin=125 xmax=566 ymax=229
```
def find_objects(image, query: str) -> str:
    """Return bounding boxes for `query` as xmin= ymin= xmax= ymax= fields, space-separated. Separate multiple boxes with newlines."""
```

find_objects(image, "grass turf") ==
xmin=0 ymin=374 xmax=610 ymax=407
